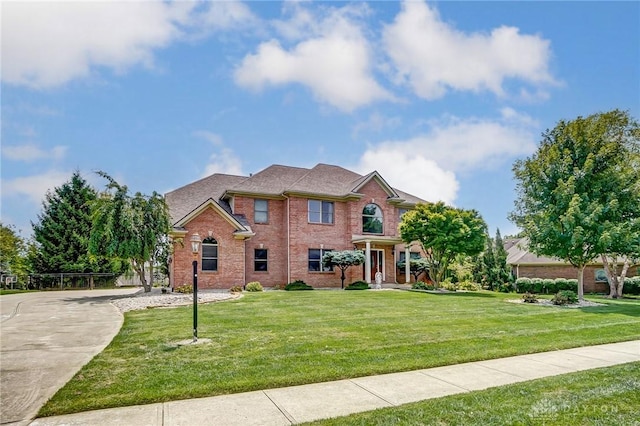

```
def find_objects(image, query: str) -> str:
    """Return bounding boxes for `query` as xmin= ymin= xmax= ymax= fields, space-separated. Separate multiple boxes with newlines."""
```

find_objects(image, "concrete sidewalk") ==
xmin=28 ymin=340 xmax=639 ymax=426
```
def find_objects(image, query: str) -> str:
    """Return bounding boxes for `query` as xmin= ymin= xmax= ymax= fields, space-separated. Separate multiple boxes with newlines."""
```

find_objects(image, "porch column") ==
xmin=365 ymin=240 xmax=371 ymax=284
xmin=405 ymin=245 xmax=410 ymax=283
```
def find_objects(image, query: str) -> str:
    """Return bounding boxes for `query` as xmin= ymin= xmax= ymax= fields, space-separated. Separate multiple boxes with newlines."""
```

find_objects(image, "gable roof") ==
xmin=505 ymin=238 xmax=607 ymax=266
xmin=165 ymin=163 xmax=428 ymax=226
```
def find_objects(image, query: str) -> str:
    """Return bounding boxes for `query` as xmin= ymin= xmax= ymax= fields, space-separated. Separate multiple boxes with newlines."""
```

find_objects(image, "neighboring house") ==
xmin=505 ymin=238 xmax=615 ymax=293
xmin=165 ymin=163 xmax=427 ymax=289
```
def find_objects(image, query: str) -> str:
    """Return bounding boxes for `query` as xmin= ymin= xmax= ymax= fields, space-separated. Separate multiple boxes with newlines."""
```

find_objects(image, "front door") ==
xmin=370 ymin=250 xmax=384 ymax=282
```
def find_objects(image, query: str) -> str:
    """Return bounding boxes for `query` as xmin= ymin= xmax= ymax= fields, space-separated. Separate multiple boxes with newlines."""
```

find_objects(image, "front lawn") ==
xmin=39 ymin=290 xmax=640 ymax=416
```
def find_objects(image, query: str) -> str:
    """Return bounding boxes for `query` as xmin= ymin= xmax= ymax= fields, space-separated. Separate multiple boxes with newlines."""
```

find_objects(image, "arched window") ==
xmin=362 ymin=203 xmax=383 ymax=234
xmin=202 ymin=237 xmax=218 ymax=271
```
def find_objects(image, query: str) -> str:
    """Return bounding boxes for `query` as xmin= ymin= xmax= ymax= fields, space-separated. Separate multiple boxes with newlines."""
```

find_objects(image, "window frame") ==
xmin=308 ymin=248 xmax=334 ymax=272
xmin=254 ymin=199 xmax=268 ymax=224
xmin=201 ymin=237 xmax=218 ymax=272
xmin=308 ymin=200 xmax=334 ymax=224
xmin=362 ymin=203 xmax=384 ymax=235
xmin=254 ymin=248 xmax=268 ymax=272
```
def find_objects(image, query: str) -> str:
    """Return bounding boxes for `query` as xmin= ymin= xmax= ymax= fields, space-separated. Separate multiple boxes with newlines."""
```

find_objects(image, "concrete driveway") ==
xmin=0 ymin=288 xmax=139 ymax=425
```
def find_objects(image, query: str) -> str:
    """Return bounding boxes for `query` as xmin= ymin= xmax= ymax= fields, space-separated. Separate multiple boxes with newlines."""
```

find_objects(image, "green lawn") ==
xmin=305 ymin=362 xmax=640 ymax=426
xmin=39 ymin=290 xmax=640 ymax=417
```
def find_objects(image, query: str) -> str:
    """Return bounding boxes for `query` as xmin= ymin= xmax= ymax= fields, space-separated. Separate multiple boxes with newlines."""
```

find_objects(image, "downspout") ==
xmin=243 ymin=238 xmax=247 ymax=287
xmin=285 ymin=195 xmax=291 ymax=284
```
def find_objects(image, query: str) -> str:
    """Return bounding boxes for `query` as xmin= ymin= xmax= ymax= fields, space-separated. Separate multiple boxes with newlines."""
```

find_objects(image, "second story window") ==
xmin=363 ymin=203 xmax=383 ymax=234
xmin=202 ymin=237 xmax=218 ymax=271
xmin=308 ymin=200 xmax=334 ymax=224
xmin=254 ymin=199 xmax=268 ymax=223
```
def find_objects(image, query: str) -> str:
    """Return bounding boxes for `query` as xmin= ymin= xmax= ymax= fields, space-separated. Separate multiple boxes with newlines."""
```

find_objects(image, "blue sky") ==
xmin=2 ymin=0 xmax=639 ymax=238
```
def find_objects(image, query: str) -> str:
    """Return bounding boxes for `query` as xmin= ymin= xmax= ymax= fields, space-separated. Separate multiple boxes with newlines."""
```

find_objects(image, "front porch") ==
xmin=352 ymin=235 xmax=416 ymax=285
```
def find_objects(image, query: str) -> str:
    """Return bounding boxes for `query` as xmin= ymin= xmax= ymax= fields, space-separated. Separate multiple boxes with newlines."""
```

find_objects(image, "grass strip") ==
xmin=305 ymin=361 xmax=640 ymax=425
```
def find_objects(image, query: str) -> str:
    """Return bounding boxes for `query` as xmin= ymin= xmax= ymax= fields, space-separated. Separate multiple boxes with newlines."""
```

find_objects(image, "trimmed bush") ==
xmin=285 ymin=280 xmax=314 ymax=291
xmin=531 ymin=278 xmax=544 ymax=294
xmin=458 ymin=281 xmax=482 ymax=291
xmin=522 ymin=292 xmax=538 ymax=303
xmin=174 ymin=284 xmax=193 ymax=294
xmin=245 ymin=282 xmax=263 ymax=292
xmin=623 ymin=276 xmax=640 ymax=295
xmin=345 ymin=281 xmax=370 ymax=290
xmin=542 ymin=278 xmax=557 ymax=294
xmin=552 ymin=290 xmax=578 ymax=305
xmin=412 ymin=281 xmax=435 ymax=290
xmin=229 ymin=285 xmax=243 ymax=293
xmin=515 ymin=277 xmax=533 ymax=293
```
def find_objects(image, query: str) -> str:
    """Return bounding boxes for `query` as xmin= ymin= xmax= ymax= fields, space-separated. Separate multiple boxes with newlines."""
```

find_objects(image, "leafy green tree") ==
xmin=89 ymin=172 xmax=171 ymax=292
xmin=30 ymin=172 xmax=117 ymax=284
xmin=322 ymin=250 xmax=366 ymax=289
xmin=399 ymin=202 xmax=487 ymax=288
xmin=0 ymin=223 xmax=28 ymax=285
xmin=511 ymin=109 xmax=640 ymax=300
xmin=396 ymin=257 xmax=430 ymax=282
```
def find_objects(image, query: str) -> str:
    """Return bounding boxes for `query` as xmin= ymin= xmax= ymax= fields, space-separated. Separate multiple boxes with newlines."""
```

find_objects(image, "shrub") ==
xmin=272 ymin=283 xmax=286 ymax=291
xmin=345 ymin=281 xmax=369 ymax=290
xmin=564 ymin=279 xmax=579 ymax=292
xmin=542 ymin=278 xmax=557 ymax=294
xmin=515 ymin=277 xmax=532 ymax=293
xmin=522 ymin=292 xmax=538 ymax=303
xmin=498 ymin=282 xmax=514 ymax=293
xmin=412 ymin=281 xmax=434 ymax=290
xmin=552 ymin=290 xmax=578 ymax=305
xmin=457 ymin=281 xmax=481 ymax=291
xmin=285 ymin=280 xmax=314 ymax=291
xmin=441 ymin=279 xmax=457 ymax=291
xmin=245 ymin=281 xmax=263 ymax=292
xmin=623 ymin=276 xmax=640 ymax=295
xmin=229 ymin=285 xmax=243 ymax=293
xmin=531 ymin=278 xmax=544 ymax=294
xmin=174 ymin=284 xmax=193 ymax=294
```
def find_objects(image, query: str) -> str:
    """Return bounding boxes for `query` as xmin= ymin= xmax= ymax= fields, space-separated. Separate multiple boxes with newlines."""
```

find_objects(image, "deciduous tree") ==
xmin=511 ymin=109 xmax=640 ymax=299
xmin=90 ymin=172 xmax=171 ymax=292
xmin=399 ymin=202 xmax=487 ymax=288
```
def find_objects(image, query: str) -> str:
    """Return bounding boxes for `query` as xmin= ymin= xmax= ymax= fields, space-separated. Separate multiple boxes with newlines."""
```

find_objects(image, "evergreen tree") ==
xmin=31 ymin=172 xmax=118 ymax=279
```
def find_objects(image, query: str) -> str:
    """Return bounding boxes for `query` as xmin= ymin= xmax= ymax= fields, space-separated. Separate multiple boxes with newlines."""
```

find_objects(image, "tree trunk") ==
xmin=577 ymin=265 xmax=585 ymax=301
xmin=601 ymin=255 xmax=630 ymax=299
xmin=340 ymin=267 xmax=346 ymax=289
xmin=133 ymin=260 xmax=151 ymax=292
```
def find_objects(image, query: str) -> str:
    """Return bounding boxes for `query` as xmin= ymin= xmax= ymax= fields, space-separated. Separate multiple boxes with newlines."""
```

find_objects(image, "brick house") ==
xmin=506 ymin=238 xmax=613 ymax=293
xmin=165 ymin=164 xmax=427 ymax=289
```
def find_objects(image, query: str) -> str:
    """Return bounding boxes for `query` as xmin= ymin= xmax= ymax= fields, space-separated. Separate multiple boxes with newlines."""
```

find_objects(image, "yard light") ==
xmin=190 ymin=232 xmax=201 ymax=343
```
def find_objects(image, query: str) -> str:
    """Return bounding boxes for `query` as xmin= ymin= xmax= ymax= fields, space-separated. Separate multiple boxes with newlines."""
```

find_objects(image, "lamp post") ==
xmin=190 ymin=233 xmax=201 ymax=343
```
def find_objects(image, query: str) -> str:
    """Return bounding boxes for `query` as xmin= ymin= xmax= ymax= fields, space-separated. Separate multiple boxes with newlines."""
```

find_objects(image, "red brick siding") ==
xmin=171 ymin=207 xmax=245 ymax=289
xmin=172 ymin=178 xmax=422 ymax=289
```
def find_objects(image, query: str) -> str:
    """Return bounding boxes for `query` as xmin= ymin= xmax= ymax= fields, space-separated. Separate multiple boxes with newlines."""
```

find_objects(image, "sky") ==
xmin=2 ymin=0 xmax=639 ymax=239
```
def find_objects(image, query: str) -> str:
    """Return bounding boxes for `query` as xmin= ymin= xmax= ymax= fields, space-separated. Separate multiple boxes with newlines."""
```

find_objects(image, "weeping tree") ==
xmin=511 ymin=109 xmax=640 ymax=300
xmin=89 ymin=172 xmax=171 ymax=292
xmin=322 ymin=250 xmax=366 ymax=289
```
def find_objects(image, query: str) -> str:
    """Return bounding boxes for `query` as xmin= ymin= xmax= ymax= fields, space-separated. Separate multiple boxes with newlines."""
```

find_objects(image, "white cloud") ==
xmin=2 ymin=144 xmax=68 ymax=162
xmin=193 ymin=131 xmax=243 ymax=177
xmin=351 ymin=112 xmax=402 ymax=138
xmin=234 ymin=4 xmax=392 ymax=112
xmin=198 ymin=0 xmax=260 ymax=32
xmin=1 ymin=171 xmax=71 ymax=204
xmin=382 ymin=0 xmax=556 ymax=100
xmin=355 ymin=150 xmax=459 ymax=205
xmin=354 ymin=110 xmax=539 ymax=204
xmin=1 ymin=1 xmax=196 ymax=88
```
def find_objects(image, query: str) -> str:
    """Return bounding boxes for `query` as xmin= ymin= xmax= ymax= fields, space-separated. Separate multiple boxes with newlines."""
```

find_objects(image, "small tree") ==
xmin=400 ymin=202 xmax=487 ymax=288
xmin=0 ymin=223 xmax=28 ymax=285
xmin=322 ymin=250 xmax=366 ymax=289
xmin=396 ymin=257 xmax=430 ymax=282
xmin=89 ymin=172 xmax=171 ymax=292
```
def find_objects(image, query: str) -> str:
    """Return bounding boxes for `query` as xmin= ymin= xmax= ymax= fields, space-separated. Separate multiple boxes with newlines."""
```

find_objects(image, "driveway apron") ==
xmin=0 ymin=289 xmax=139 ymax=425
